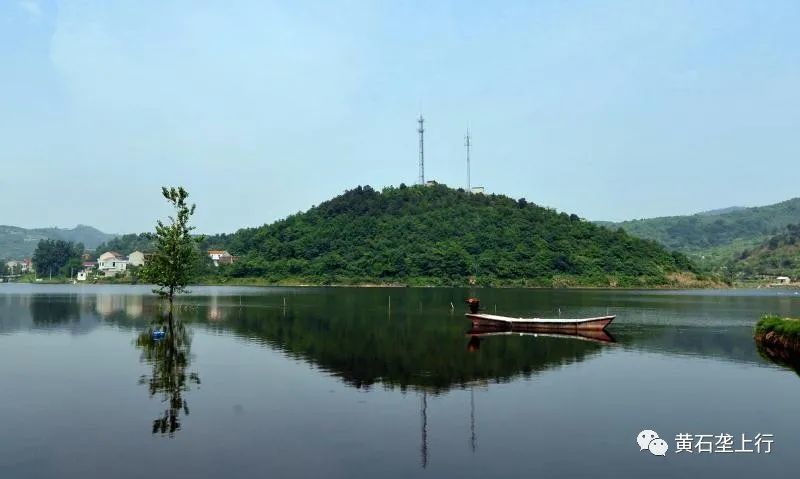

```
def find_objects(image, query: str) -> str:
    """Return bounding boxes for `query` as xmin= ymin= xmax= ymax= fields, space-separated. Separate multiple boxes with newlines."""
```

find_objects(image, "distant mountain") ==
xmin=599 ymin=198 xmax=800 ymax=254
xmin=696 ymin=206 xmax=747 ymax=217
xmin=0 ymin=225 xmax=116 ymax=259
xmin=203 ymin=184 xmax=707 ymax=287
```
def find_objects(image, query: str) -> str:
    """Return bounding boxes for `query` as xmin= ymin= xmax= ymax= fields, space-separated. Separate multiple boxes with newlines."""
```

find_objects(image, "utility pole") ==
xmin=465 ymin=129 xmax=471 ymax=192
xmin=418 ymin=115 xmax=425 ymax=185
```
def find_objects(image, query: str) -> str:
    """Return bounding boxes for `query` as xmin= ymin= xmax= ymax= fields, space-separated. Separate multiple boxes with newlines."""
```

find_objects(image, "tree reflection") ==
xmin=136 ymin=313 xmax=200 ymax=437
xmin=29 ymin=295 xmax=81 ymax=324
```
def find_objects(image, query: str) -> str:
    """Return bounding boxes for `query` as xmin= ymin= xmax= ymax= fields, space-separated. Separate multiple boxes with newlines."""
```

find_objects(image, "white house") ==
xmin=776 ymin=276 xmax=791 ymax=285
xmin=97 ymin=251 xmax=128 ymax=277
xmin=4 ymin=259 xmax=33 ymax=274
xmin=208 ymin=250 xmax=235 ymax=266
xmin=75 ymin=261 xmax=97 ymax=281
xmin=128 ymin=251 xmax=146 ymax=267
xmin=208 ymin=250 xmax=229 ymax=261
xmin=4 ymin=260 xmax=22 ymax=273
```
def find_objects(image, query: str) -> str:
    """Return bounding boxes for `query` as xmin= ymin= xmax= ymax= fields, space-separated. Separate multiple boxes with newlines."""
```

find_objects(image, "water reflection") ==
xmin=3 ymin=286 xmax=798 ymax=395
xmin=466 ymin=327 xmax=616 ymax=348
xmin=29 ymin=295 xmax=82 ymax=324
xmin=210 ymin=307 xmax=607 ymax=393
xmin=756 ymin=342 xmax=800 ymax=378
xmin=135 ymin=313 xmax=200 ymax=437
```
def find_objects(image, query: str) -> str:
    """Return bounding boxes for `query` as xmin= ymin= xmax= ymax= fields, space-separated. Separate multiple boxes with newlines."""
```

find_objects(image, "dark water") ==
xmin=1 ymin=284 xmax=799 ymax=478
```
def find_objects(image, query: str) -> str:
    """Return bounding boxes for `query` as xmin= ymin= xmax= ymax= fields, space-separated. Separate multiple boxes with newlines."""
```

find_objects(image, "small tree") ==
xmin=141 ymin=187 xmax=202 ymax=309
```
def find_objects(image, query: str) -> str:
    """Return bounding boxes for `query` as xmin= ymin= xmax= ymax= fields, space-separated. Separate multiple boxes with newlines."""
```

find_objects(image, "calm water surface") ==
xmin=1 ymin=284 xmax=799 ymax=478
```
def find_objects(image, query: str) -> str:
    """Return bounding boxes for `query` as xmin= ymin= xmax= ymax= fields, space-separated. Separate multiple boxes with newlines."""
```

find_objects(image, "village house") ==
xmin=128 ymin=251 xmax=146 ymax=267
xmin=75 ymin=261 xmax=97 ymax=281
xmin=4 ymin=259 xmax=33 ymax=274
xmin=97 ymin=251 xmax=128 ymax=277
xmin=208 ymin=249 xmax=236 ymax=266
xmin=4 ymin=260 xmax=22 ymax=274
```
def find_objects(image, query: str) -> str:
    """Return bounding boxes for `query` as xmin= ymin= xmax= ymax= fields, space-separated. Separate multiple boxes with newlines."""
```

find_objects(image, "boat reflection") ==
xmin=466 ymin=326 xmax=616 ymax=351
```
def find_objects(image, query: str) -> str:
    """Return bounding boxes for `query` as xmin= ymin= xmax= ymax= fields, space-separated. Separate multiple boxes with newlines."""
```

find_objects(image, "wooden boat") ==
xmin=464 ymin=298 xmax=614 ymax=332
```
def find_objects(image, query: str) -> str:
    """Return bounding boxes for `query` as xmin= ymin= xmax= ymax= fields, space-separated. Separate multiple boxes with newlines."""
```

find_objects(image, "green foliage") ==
xmin=728 ymin=224 xmax=800 ymax=278
xmin=603 ymin=198 xmax=800 ymax=253
xmin=756 ymin=314 xmax=800 ymax=341
xmin=95 ymin=233 xmax=155 ymax=256
xmin=140 ymin=187 xmax=203 ymax=304
xmin=205 ymin=184 xmax=698 ymax=286
xmin=31 ymin=239 xmax=84 ymax=277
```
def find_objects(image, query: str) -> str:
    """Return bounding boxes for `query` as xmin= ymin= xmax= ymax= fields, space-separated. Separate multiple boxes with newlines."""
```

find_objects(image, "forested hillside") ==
xmin=203 ymin=184 xmax=706 ymax=287
xmin=730 ymin=224 xmax=800 ymax=278
xmin=94 ymin=233 xmax=154 ymax=256
xmin=600 ymin=198 xmax=800 ymax=253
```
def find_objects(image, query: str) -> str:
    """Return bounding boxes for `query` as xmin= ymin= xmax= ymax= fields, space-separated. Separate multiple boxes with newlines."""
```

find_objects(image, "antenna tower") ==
xmin=465 ymin=129 xmax=471 ymax=191
xmin=418 ymin=115 xmax=425 ymax=184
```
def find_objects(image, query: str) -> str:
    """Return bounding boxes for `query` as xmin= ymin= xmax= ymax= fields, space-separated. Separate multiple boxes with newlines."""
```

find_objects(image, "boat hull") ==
xmin=466 ymin=313 xmax=614 ymax=332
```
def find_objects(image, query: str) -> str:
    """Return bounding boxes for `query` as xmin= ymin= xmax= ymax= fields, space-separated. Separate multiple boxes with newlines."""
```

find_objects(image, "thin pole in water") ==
xmin=470 ymin=387 xmax=477 ymax=453
xmin=420 ymin=391 xmax=428 ymax=468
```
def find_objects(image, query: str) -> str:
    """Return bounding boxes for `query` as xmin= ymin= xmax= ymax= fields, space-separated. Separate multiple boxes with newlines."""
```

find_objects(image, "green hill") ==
xmin=599 ymin=198 xmax=800 ymax=262
xmin=0 ymin=224 xmax=116 ymax=260
xmin=204 ymin=184 xmax=708 ymax=287
xmin=94 ymin=233 xmax=154 ymax=256
xmin=730 ymin=224 xmax=800 ymax=278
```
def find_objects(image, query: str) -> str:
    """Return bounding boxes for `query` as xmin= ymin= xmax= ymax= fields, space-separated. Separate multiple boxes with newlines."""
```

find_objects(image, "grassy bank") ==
xmin=754 ymin=314 xmax=800 ymax=365
xmin=755 ymin=314 xmax=800 ymax=341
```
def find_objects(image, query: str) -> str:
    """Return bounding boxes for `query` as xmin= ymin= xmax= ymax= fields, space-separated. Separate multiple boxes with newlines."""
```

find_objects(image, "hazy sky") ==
xmin=2 ymin=0 xmax=799 ymax=234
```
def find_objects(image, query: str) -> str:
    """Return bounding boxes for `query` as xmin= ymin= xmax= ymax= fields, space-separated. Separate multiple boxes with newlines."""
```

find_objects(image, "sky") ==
xmin=1 ymin=0 xmax=799 ymax=234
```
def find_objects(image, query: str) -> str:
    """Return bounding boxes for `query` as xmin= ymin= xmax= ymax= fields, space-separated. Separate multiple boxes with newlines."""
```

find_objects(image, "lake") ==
xmin=1 ymin=284 xmax=799 ymax=478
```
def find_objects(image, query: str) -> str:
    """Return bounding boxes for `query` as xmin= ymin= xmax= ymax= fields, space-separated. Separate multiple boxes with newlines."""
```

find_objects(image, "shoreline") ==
xmin=3 ymin=278 xmax=733 ymax=290
xmin=754 ymin=315 xmax=800 ymax=361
